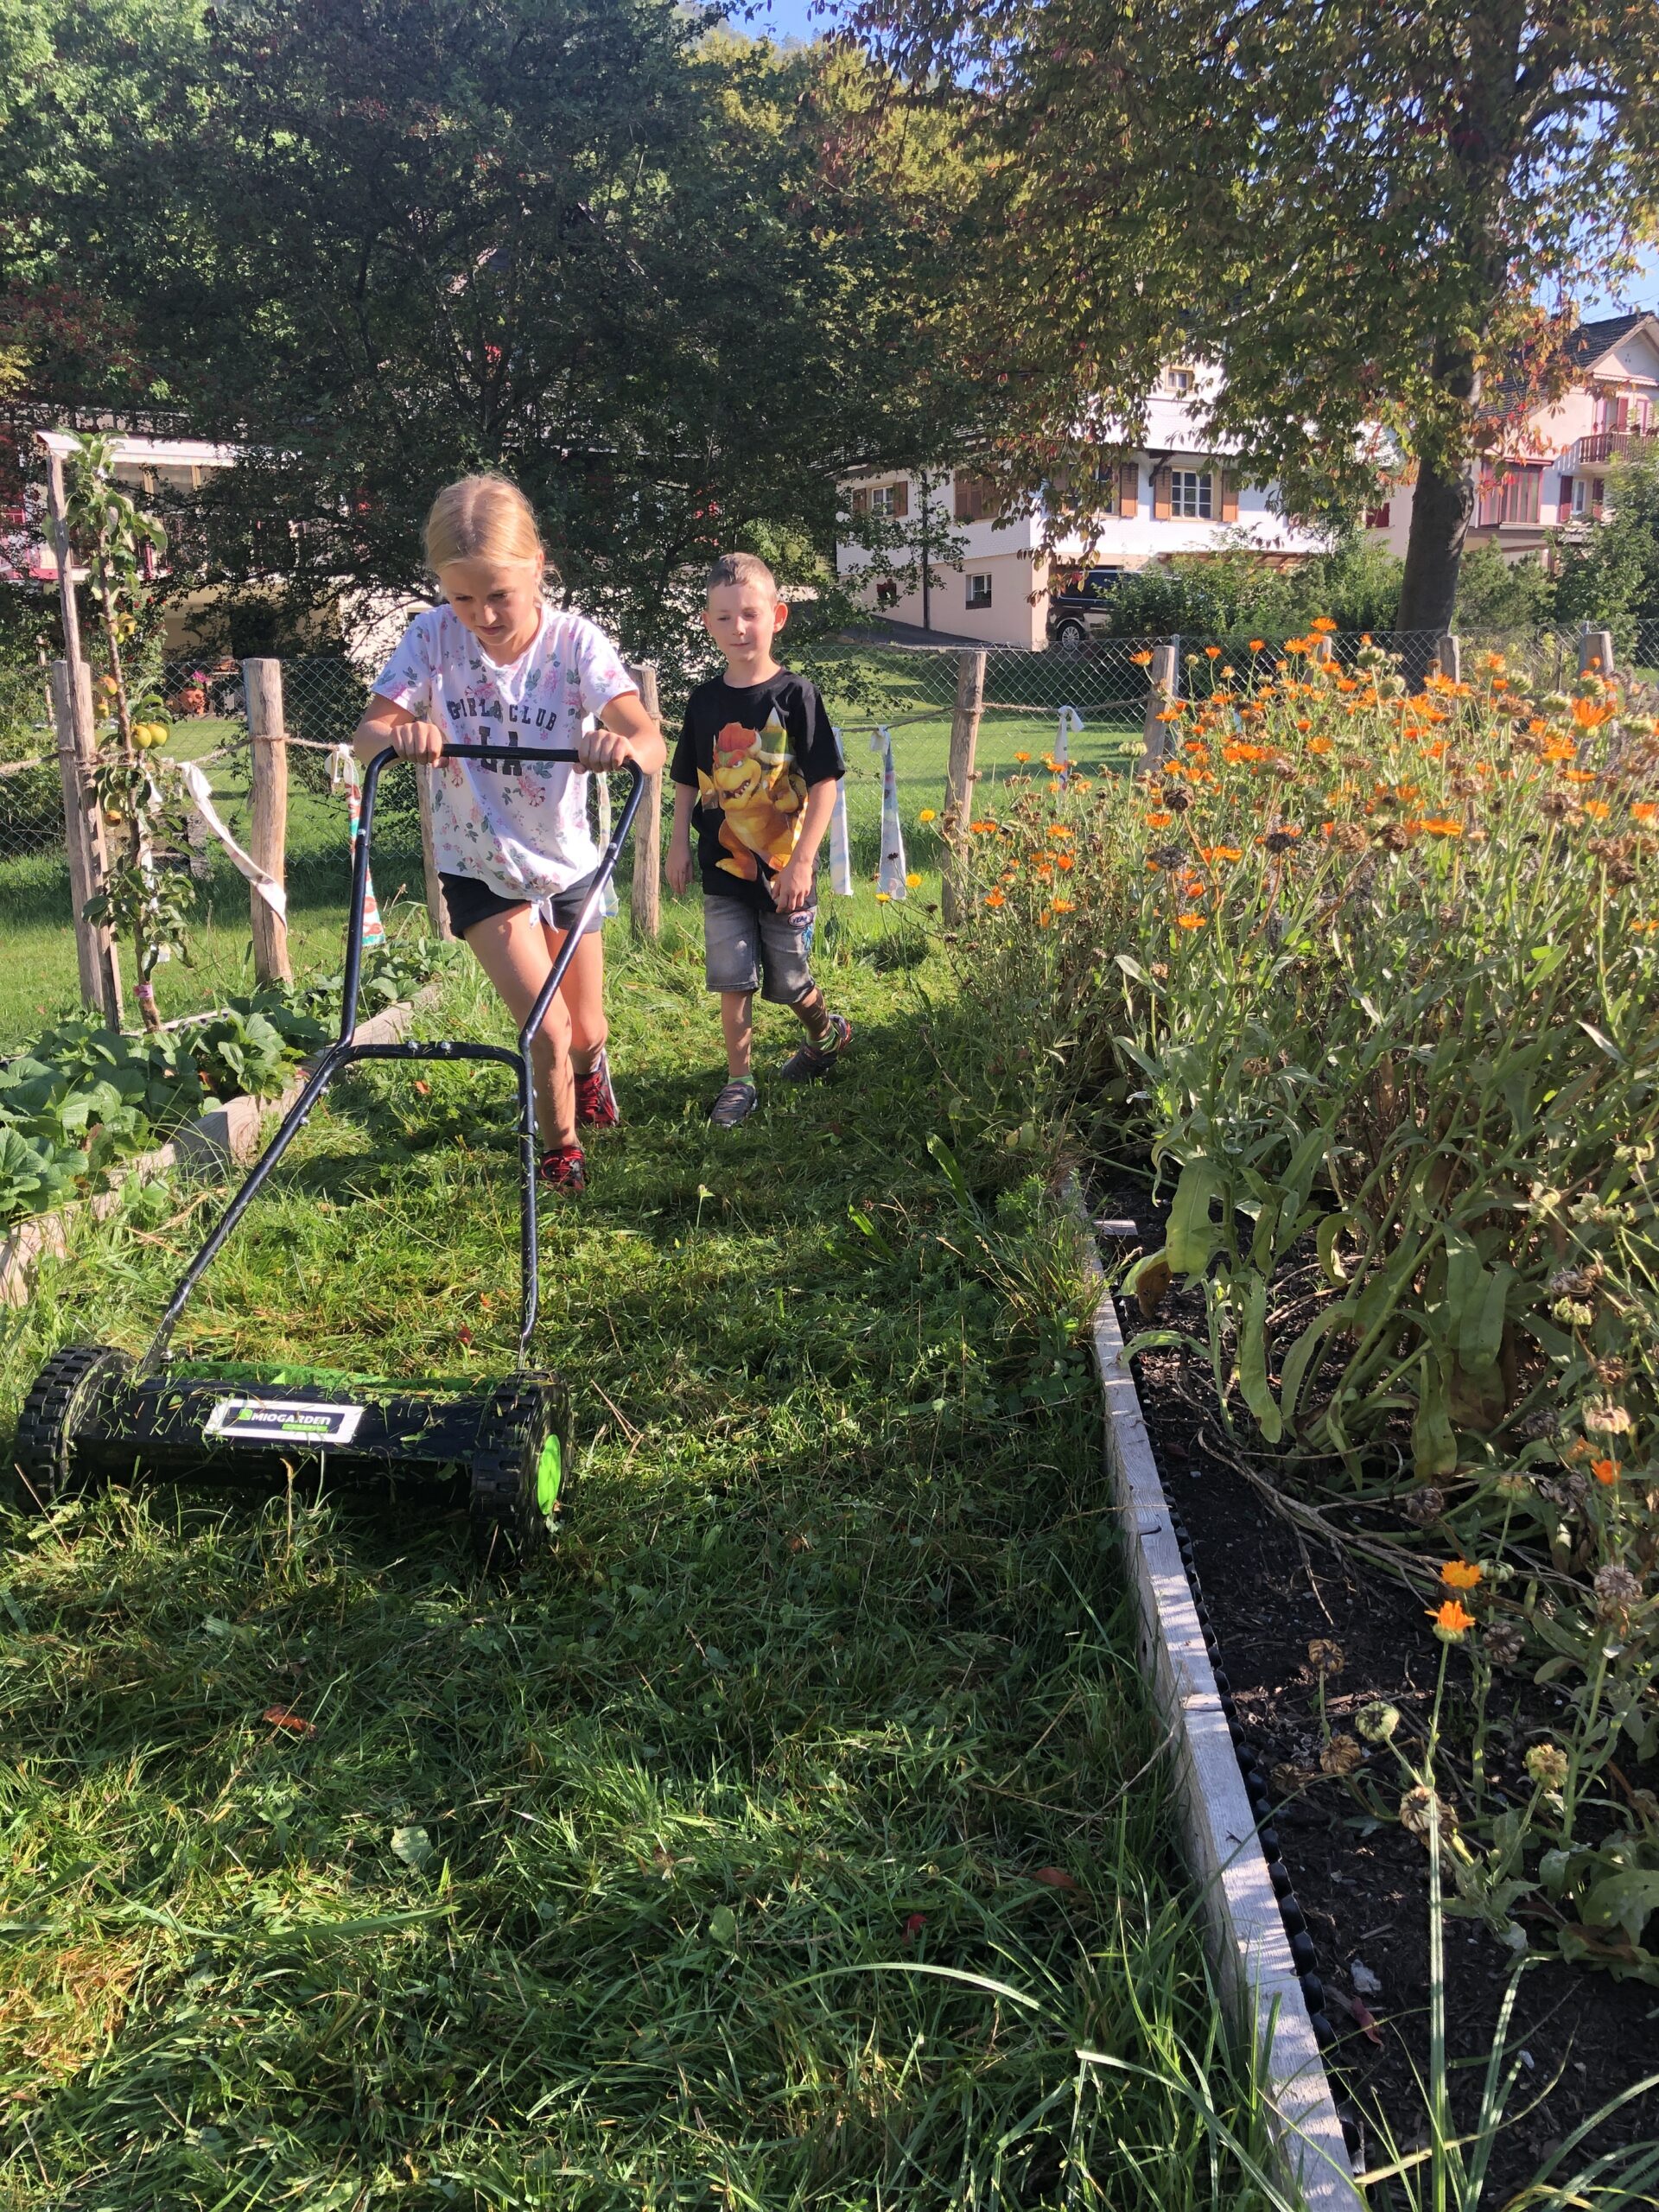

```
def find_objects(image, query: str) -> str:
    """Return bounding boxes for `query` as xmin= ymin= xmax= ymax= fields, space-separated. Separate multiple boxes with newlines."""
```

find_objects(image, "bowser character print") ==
xmin=698 ymin=710 xmax=808 ymax=882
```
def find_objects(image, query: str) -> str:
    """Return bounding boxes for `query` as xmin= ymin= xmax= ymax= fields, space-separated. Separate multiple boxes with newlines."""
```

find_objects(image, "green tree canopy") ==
xmin=849 ymin=0 xmax=1659 ymax=637
xmin=29 ymin=0 xmax=975 ymax=664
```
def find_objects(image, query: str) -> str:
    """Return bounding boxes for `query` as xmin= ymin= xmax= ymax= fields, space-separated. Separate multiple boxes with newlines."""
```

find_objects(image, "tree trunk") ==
xmin=1397 ymin=451 xmax=1474 ymax=644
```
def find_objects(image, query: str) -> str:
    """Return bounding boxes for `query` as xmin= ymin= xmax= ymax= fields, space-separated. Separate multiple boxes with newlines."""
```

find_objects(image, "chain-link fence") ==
xmin=3 ymin=619 xmax=1656 ymax=1047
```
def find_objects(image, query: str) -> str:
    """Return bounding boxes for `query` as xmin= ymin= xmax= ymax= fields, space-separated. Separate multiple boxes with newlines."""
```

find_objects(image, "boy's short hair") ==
xmin=705 ymin=551 xmax=779 ymax=601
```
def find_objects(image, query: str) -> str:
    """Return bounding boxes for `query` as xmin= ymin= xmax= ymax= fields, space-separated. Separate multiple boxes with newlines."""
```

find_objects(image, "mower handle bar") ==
xmin=146 ymin=743 xmax=645 ymax=1371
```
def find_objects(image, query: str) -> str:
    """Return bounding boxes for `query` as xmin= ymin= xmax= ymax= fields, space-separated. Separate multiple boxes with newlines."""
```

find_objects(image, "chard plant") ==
xmin=61 ymin=430 xmax=197 ymax=1032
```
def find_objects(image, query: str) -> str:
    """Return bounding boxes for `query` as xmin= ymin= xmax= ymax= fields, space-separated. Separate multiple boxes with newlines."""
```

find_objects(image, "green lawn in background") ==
xmin=0 ymin=894 xmax=1271 ymax=2210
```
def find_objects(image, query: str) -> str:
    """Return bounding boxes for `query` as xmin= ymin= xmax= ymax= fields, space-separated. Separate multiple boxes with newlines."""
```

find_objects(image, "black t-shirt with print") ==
xmin=671 ymin=669 xmax=845 ymax=909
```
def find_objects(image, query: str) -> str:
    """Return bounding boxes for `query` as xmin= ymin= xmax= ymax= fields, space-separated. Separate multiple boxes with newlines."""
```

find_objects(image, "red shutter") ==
xmin=1614 ymin=395 xmax=1630 ymax=433
xmin=1593 ymin=477 xmax=1605 ymax=516
xmin=1219 ymin=473 xmax=1238 ymax=523
xmin=890 ymin=481 xmax=909 ymax=518
xmin=1119 ymin=462 xmax=1140 ymax=518
xmin=1556 ymin=478 xmax=1572 ymax=519
xmin=1365 ymin=503 xmax=1391 ymax=529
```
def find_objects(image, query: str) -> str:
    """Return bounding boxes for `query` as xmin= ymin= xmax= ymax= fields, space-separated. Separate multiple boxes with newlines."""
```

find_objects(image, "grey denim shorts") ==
xmin=702 ymin=895 xmax=817 ymax=1005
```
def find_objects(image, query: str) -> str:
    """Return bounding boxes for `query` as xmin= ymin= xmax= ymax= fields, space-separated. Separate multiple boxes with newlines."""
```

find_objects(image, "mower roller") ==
xmin=13 ymin=744 xmax=643 ymax=1564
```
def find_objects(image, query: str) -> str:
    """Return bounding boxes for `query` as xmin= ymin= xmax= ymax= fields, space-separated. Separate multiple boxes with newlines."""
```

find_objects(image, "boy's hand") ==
xmin=383 ymin=716 xmax=446 ymax=763
xmin=666 ymin=836 xmax=695 ymax=896
xmin=772 ymin=854 xmax=815 ymax=913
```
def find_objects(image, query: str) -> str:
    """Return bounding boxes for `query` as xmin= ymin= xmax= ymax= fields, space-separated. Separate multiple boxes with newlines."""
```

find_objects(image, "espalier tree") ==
xmin=63 ymin=433 xmax=195 ymax=1031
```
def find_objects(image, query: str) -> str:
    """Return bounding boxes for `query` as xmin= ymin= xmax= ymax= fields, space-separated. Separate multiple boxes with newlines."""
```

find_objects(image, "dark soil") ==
xmin=1090 ymin=1174 xmax=1659 ymax=2194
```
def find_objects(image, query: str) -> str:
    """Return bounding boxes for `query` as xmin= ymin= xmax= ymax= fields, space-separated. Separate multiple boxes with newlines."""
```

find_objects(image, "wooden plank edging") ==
xmin=1 ymin=984 xmax=442 ymax=1307
xmin=1068 ymin=1185 xmax=1363 ymax=2212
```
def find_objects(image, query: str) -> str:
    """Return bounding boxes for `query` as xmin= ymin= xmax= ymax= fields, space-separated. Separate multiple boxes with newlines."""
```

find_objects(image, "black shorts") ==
xmin=440 ymin=869 xmax=605 ymax=942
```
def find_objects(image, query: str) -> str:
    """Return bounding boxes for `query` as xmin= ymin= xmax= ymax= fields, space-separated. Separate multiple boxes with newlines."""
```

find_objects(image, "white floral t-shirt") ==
xmin=372 ymin=603 xmax=637 ymax=899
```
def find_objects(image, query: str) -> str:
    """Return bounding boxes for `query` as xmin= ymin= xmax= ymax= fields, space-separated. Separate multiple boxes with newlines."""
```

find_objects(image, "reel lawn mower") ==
xmin=13 ymin=745 xmax=642 ymax=1564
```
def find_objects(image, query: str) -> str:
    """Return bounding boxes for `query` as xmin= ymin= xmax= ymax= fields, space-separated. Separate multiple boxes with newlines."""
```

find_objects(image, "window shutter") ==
xmin=1593 ymin=477 xmax=1605 ymax=515
xmin=1152 ymin=467 xmax=1172 ymax=520
xmin=1614 ymin=395 xmax=1630 ymax=433
xmin=1219 ymin=473 xmax=1238 ymax=523
xmin=1119 ymin=462 xmax=1140 ymax=518
xmin=1364 ymin=503 xmax=1391 ymax=529
xmin=890 ymin=481 xmax=909 ymax=518
xmin=850 ymin=488 xmax=869 ymax=517
xmin=954 ymin=471 xmax=971 ymax=522
xmin=1557 ymin=477 xmax=1573 ymax=517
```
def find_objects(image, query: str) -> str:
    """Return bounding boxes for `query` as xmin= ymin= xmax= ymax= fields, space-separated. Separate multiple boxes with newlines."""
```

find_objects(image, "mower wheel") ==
xmin=467 ymin=1375 xmax=573 ymax=1567
xmin=13 ymin=1343 xmax=132 ymax=1510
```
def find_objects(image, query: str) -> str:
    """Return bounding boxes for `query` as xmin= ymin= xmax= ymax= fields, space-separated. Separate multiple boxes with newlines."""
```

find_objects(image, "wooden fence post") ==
xmin=49 ymin=658 xmax=124 ymax=1027
xmin=1137 ymin=639 xmax=1180 ymax=775
xmin=1579 ymin=627 xmax=1617 ymax=679
xmin=942 ymin=648 xmax=986 ymax=926
xmin=415 ymin=768 xmax=454 ymax=941
xmin=627 ymin=660 xmax=663 ymax=941
xmin=1436 ymin=634 xmax=1462 ymax=683
xmin=242 ymin=658 xmax=292 ymax=985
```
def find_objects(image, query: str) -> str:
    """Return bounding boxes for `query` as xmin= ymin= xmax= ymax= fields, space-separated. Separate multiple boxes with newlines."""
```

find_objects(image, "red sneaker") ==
xmin=538 ymin=1144 xmax=587 ymax=1194
xmin=574 ymin=1046 xmax=620 ymax=1128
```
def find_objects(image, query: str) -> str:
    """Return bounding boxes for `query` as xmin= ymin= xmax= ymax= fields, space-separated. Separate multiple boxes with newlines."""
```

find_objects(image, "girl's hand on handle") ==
xmin=580 ymin=722 xmax=638 ymax=772
xmin=386 ymin=717 xmax=446 ymax=763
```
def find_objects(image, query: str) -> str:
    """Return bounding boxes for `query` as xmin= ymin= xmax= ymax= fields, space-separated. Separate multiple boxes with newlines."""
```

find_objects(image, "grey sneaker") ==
xmin=709 ymin=1078 xmax=759 ymax=1127
xmin=779 ymin=1014 xmax=852 ymax=1083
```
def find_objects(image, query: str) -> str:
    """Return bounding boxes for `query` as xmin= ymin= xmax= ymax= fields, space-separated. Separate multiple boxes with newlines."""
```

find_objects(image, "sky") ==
xmin=735 ymin=3 xmax=1659 ymax=320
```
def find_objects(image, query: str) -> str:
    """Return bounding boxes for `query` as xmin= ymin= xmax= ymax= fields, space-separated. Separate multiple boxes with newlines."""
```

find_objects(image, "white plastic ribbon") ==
xmin=827 ymin=732 xmax=854 ymax=896
xmin=869 ymin=725 xmax=907 ymax=899
xmin=175 ymin=758 xmax=288 ymax=920
xmin=1056 ymin=704 xmax=1084 ymax=775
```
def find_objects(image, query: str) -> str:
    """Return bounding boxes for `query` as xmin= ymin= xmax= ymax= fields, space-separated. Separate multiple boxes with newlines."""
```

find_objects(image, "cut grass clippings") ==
xmin=1 ymin=891 xmax=1276 ymax=2211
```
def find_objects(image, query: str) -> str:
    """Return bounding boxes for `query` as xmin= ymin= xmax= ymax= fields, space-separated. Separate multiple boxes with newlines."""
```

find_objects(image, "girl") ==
xmin=354 ymin=474 xmax=664 ymax=1193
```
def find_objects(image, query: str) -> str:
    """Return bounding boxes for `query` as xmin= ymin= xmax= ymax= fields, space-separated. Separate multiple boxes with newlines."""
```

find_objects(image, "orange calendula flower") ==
xmin=983 ymin=888 xmax=1006 ymax=908
xmin=1440 ymin=1559 xmax=1483 ymax=1590
xmin=1592 ymin=1457 xmax=1619 ymax=1485
xmin=1146 ymin=810 xmax=1173 ymax=828
xmin=1176 ymin=912 xmax=1207 ymax=930
xmin=1630 ymin=918 xmax=1659 ymax=933
xmin=1585 ymin=800 xmax=1612 ymax=819
xmin=1055 ymin=854 xmax=1074 ymax=870
xmin=1051 ymin=896 xmax=1075 ymax=912
xmin=1633 ymin=802 xmax=1656 ymax=823
xmin=1562 ymin=767 xmax=1598 ymax=785
xmin=1047 ymin=824 xmax=1072 ymax=840
xmin=1205 ymin=645 xmax=1221 ymax=658
xmin=1248 ymin=639 xmax=1265 ymax=652
xmin=1129 ymin=649 xmax=1154 ymax=667
xmin=918 ymin=808 xmax=937 ymax=824
xmin=1572 ymin=696 xmax=1614 ymax=731
xmin=1429 ymin=1599 xmax=1475 ymax=1641
xmin=1307 ymin=735 xmax=1333 ymax=755
xmin=1421 ymin=817 xmax=1464 ymax=837
xmin=1309 ymin=615 xmax=1338 ymax=633
xmin=1198 ymin=844 xmax=1243 ymax=862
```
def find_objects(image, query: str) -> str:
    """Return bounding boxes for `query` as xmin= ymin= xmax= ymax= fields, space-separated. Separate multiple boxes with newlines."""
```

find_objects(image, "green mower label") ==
xmin=205 ymin=1396 xmax=365 ymax=1446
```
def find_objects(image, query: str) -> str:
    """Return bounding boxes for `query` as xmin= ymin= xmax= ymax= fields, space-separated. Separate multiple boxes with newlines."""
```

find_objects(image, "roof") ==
xmin=1566 ymin=312 xmax=1659 ymax=371
xmin=35 ymin=427 xmax=239 ymax=469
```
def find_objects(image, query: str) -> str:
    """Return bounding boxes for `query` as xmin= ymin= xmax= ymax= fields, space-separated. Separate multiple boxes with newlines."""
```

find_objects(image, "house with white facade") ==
xmin=1365 ymin=311 xmax=1659 ymax=563
xmin=836 ymin=369 xmax=1330 ymax=649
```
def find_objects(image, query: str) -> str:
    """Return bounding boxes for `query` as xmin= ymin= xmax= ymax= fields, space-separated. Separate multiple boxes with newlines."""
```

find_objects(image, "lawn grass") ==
xmin=0 ymin=891 xmax=1274 ymax=2211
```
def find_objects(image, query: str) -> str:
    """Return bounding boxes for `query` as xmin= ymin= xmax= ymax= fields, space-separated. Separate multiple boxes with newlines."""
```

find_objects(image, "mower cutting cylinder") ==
xmin=14 ymin=1344 xmax=572 ymax=1565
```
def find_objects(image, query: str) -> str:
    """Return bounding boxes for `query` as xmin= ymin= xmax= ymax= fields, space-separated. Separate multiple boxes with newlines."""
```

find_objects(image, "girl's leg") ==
xmin=546 ymin=923 xmax=607 ymax=1074
xmin=462 ymin=908 xmax=576 ymax=1147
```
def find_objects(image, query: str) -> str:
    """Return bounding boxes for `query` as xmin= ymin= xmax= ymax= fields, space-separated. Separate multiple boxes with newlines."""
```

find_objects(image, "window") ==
xmin=966 ymin=573 xmax=993 ymax=609
xmin=1090 ymin=454 xmax=1119 ymax=512
xmin=1166 ymin=365 xmax=1195 ymax=396
xmin=870 ymin=481 xmax=909 ymax=518
xmin=955 ymin=472 xmax=996 ymax=522
xmin=1170 ymin=469 xmax=1213 ymax=519
xmin=1494 ymin=467 xmax=1541 ymax=526
xmin=1365 ymin=502 xmax=1391 ymax=529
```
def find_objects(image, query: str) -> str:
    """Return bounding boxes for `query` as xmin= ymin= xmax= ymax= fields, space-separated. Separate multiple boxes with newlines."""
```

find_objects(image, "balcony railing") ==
xmin=1572 ymin=428 xmax=1659 ymax=469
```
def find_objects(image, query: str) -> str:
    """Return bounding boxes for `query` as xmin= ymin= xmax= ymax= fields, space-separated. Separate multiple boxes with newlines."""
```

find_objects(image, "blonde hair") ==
xmin=424 ymin=474 xmax=546 ymax=572
xmin=705 ymin=550 xmax=779 ymax=600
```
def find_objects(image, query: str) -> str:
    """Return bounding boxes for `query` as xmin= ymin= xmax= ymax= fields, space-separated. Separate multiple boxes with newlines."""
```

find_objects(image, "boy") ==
xmin=667 ymin=553 xmax=851 ymax=1126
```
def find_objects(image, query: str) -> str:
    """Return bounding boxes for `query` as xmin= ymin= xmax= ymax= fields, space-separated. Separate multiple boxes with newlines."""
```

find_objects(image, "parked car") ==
xmin=1046 ymin=567 xmax=1126 ymax=648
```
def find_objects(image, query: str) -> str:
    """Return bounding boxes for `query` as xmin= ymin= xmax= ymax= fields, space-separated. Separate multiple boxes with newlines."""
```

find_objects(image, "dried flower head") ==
xmin=1399 ymin=1785 xmax=1456 ymax=1840
xmin=1306 ymin=1638 xmax=1345 ymax=1679
xmin=1319 ymin=1733 xmax=1363 ymax=1777
xmin=1483 ymin=1619 xmax=1525 ymax=1667
xmin=1404 ymin=1486 xmax=1445 ymax=1527
xmin=1593 ymin=1562 xmax=1643 ymax=1618
xmin=1356 ymin=1700 xmax=1401 ymax=1744
xmin=1525 ymin=1743 xmax=1569 ymax=1789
